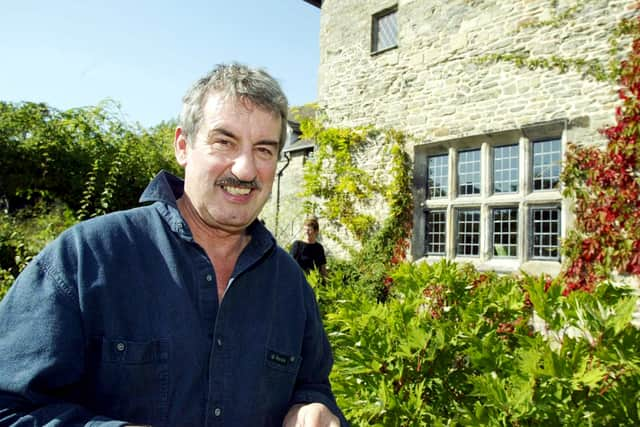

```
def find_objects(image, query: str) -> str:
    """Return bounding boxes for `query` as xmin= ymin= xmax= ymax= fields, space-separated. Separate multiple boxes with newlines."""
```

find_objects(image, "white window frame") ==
xmin=414 ymin=121 xmax=567 ymax=275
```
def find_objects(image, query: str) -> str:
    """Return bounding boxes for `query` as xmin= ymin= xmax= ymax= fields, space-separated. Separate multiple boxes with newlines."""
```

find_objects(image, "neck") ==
xmin=177 ymin=196 xmax=250 ymax=257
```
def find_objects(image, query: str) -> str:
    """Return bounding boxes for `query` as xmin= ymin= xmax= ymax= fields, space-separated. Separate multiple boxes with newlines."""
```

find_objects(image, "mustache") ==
xmin=215 ymin=176 xmax=261 ymax=190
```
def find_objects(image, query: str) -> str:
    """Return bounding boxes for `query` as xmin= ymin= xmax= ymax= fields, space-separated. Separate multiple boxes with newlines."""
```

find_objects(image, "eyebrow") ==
xmin=207 ymin=127 xmax=280 ymax=148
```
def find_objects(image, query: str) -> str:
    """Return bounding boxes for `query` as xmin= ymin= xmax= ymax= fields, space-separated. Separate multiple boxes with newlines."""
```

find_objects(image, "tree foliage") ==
xmin=0 ymin=100 xmax=180 ymax=215
xmin=0 ymin=100 xmax=181 ymax=296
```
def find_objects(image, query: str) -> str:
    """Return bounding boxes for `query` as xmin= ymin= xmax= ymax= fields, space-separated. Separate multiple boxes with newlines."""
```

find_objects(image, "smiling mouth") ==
xmin=223 ymin=185 xmax=252 ymax=196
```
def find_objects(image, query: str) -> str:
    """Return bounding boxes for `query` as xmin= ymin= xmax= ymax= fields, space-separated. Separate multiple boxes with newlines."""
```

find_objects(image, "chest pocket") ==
xmin=86 ymin=336 xmax=169 ymax=426
xmin=256 ymin=346 xmax=302 ymax=419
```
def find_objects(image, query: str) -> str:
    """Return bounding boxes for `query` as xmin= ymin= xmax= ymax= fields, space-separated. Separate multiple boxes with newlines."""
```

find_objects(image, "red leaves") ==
xmin=560 ymin=12 xmax=640 ymax=294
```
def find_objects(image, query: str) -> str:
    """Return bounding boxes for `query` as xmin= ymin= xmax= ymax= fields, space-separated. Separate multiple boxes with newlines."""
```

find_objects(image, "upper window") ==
xmin=458 ymin=149 xmax=481 ymax=196
xmin=493 ymin=144 xmax=519 ymax=193
xmin=532 ymin=139 xmax=561 ymax=191
xmin=372 ymin=7 xmax=398 ymax=53
xmin=427 ymin=154 xmax=448 ymax=199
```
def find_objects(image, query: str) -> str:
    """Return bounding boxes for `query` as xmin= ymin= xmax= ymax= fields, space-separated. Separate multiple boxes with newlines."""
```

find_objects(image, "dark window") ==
xmin=492 ymin=207 xmax=518 ymax=257
xmin=493 ymin=144 xmax=519 ymax=193
xmin=532 ymin=139 xmax=561 ymax=191
xmin=531 ymin=206 xmax=561 ymax=260
xmin=456 ymin=208 xmax=480 ymax=256
xmin=427 ymin=154 xmax=448 ymax=199
xmin=458 ymin=149 xmax=481 ymax=196
xmin=426 ymin=210 xmax=447 ymax=255
xmin=372 ymin=7 xmax=398 ymax=53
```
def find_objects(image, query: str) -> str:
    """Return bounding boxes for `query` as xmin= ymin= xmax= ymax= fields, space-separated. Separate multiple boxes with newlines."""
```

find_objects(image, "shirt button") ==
xmin=206 ymin=274 xmax=213 ymax=282
xmin=216 ymin=337 xmax=223 ymax=347
xmin=214 ymin=407 xmax=222 ymax=417
xmin=116 ymin=342 xmax=126 ymax=352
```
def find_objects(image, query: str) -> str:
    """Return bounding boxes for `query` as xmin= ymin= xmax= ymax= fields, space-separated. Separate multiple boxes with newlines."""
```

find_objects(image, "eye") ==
xmin=256 ymin=145 xmax=276 ymax=160
xmin=210 ymin=138 xmax=234 ymax=151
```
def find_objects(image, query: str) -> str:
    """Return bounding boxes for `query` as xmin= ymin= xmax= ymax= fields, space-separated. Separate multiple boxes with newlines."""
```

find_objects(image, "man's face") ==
xmin=175 ymin=93 xmax=281 ymax=233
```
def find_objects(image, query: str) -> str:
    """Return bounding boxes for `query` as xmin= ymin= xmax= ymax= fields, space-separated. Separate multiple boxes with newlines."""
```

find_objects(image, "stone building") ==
xmin=295 ymin=0 xmax=636 ymax=276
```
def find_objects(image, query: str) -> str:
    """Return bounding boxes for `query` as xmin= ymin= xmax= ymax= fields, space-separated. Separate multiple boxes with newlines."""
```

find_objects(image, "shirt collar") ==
xmin=139 ymin=171 xmax=276 ymax=269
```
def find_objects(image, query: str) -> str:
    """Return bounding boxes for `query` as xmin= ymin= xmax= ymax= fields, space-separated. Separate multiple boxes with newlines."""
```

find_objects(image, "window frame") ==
xmin=531 ymin=138 xmax=562 ymax=192
xmin=492 ymin=144 xmax=519 ymax=194
xmin=413 ymin=120 xmax=567 ymax=270
xmin=371 ymin=6 xmax=398 ymax=54
xmin=455 ymin=207 xmax=481 ymax=257
xmin=491 ymin=206 xmax=519 ymax=258
xmin=529 ymin=205 xmax=562 ymax=261
xmin=457 ymin=148 xmax=481 ymax=197
xmin=427 ymin=153 xmax=449 ymax=199
xmin=425 ymin=209 xmax=447 ymax=255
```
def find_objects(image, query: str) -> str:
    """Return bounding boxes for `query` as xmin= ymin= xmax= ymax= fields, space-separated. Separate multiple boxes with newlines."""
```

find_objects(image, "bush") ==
xmin=310 ymin=260 xmax=640 ymax=426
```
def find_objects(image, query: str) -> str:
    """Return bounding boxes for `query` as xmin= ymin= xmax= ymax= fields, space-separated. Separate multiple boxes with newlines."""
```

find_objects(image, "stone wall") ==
xmin=261 ymin=150 xmax=310 ymax=250
xmin=316 ymin=0 xmax=634 ymax=150
xmin=306 ymin=0 xmax=639 ymax=269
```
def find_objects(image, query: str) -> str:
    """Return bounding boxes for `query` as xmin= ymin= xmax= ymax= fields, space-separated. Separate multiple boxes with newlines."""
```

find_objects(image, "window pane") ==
xmin=494 ymin=144 xmax=519 ymax=193
xmin=531 ymin=206 xmax=560 ymax=259
xmin=456 ymin=209 xmax=480 ymax=256
xmin=373 ymin=10 xmax=398 ymax=52
xmin=426 ymin=210 xmax=447 ymax=255
xmin=428 ymin=154 xmax=448 ymax=199
xmin=458 ymin=149 xmax=481 ymax=196
xmin=532 ymin=139 xmax=561 ymax=191
xmin=492 ymin=207 xmax=518 ymax=257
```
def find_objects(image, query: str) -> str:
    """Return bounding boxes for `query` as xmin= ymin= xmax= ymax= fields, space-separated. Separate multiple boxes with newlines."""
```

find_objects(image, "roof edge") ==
xmin=302 ymin=0 xmax=321 ymax=8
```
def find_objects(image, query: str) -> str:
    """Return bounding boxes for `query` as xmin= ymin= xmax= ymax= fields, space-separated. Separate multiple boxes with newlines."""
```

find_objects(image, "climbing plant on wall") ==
xmin=475 ymin=0 xmax=640 ymax=293
xmin=560 ymin=8 xmax=640 ymax=293
xmin=299 ymin=117 xmax=413 ymax=296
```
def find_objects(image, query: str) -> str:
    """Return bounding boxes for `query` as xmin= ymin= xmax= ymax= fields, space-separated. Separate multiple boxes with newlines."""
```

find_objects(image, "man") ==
xmin=0 ymin=63 xmax=346 ymax=426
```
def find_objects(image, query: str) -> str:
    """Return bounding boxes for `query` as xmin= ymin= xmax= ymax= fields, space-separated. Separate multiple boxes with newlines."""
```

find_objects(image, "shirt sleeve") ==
xmin=289 ymin=283 xmax=349 ymax=426
xmin=0 ymin=256 xmax=126 ymax=427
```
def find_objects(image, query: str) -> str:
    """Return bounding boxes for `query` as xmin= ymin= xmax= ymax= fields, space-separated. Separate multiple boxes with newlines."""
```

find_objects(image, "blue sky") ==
xmin=0 ymin=0 xmax=320 ymax=128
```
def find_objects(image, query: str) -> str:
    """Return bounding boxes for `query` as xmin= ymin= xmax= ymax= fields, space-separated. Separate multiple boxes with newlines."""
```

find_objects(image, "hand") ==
xmin=282 ymin=403 xmax=340 ymax=427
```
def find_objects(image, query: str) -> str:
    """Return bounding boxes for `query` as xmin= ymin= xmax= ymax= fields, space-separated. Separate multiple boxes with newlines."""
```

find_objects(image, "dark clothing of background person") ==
xmin=290 ymin=240 xmax=327 ymax=273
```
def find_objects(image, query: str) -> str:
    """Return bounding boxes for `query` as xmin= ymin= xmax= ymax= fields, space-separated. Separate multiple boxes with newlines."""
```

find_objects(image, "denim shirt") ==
xmin=0 ymin=171 xmax=347 ymax=427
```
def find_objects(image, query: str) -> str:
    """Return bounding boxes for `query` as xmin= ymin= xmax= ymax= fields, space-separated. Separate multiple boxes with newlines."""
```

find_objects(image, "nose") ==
xmin=230 ymin=148 xmax=258 ymax=182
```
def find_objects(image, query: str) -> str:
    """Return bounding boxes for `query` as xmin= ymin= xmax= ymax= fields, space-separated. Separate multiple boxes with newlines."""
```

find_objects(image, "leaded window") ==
xmin=427 ymin=154 xmax=448 ymax=199
xmin=532 ymin=139 xmax=561 ymax=191
xmin=492 ymin=207 xmax=518 ymax=257
xmin=372 ymin=8 xmax=398 ymax=53
xmin=493 ymin=144 xmax=519 ymax=193
xmin=458 ymin=149 xmax=480 ymax=196
xmin=426 ymin=210 xmax=447 ymax=255
xmin=456 ymin=208 xmax=480 ymax=256
xmin=531 ymin=206 xmax=561 ymax=260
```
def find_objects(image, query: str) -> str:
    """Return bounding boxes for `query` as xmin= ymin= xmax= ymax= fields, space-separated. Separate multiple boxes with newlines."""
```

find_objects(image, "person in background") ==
xmin=0 ymin=63 xmax=346 ymax=427
xmin=290 ymin=217 xmax=327 ymax=278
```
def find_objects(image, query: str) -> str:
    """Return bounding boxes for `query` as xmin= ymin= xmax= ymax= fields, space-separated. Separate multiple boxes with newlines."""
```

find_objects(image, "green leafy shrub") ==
xmin=0 ymin=202 xmax=77 ymax=299
xmin=311 ymin=261 xmax=640 ymax=426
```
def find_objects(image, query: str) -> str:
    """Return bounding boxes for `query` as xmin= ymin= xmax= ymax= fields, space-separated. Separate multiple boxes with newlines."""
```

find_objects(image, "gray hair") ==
xmin=179 ymin=63 xmax=289 ymax=154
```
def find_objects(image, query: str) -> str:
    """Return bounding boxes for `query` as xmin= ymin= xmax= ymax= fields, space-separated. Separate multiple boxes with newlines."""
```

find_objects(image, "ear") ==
xmin=174 ymin=127 xmax=189 ymax=167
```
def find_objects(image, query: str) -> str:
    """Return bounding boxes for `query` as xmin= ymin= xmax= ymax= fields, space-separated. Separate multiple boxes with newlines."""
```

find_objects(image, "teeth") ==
xmin=225 ymin=186 xmax=251 ymax=196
